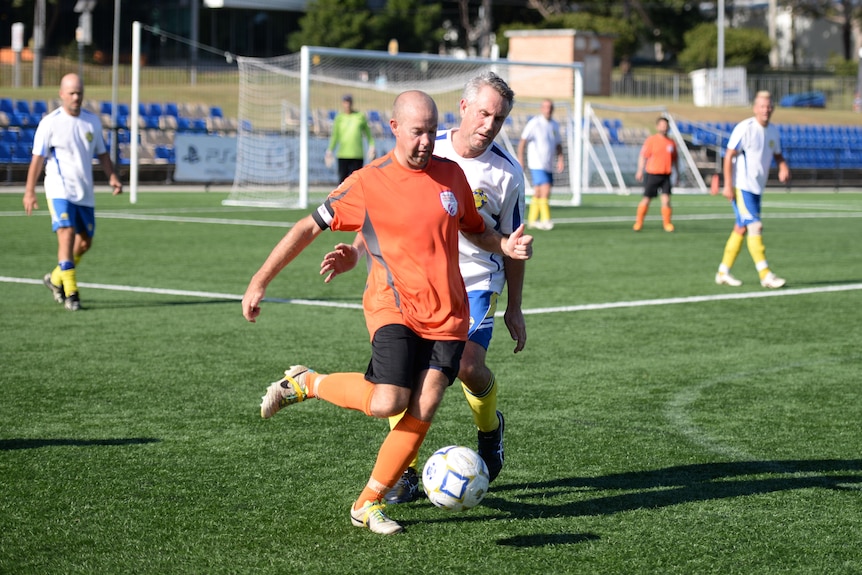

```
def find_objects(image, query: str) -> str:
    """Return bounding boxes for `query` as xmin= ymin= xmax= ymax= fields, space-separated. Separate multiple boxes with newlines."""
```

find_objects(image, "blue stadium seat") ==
xmin=19 ymin=128 xmax=35 ymax=145
xmin=176 ymin=117 xmax=192 ymax=132
xmin=0 ymin=144 xmax=11 ymax=163
xmin=191 ymin=118 xmax=208 ymax=133
xmin=0 ymin=98 xmax=13 ymax=115
xmin=164 ymin=102 xmax=179 ymax=118
xmin=210 ymin=106 xmax=223 ymax=119
xmin=32 ymin=100 xmax=48 ymax=117
xmin=147 ymin=103 xmax=163 ymax=117
xmin=100 ymin=101 xmax=113 ymax=115
xmin=117 ymin=103 xmax=130 ymax=117
xmin=154 ymin=144 xmax=175 ymax=164
xmin=15 ymin=100 xmax=31 ymax=115
xmin=1 ymin=130 xmax=18 ymax=145
xmin=12 ymin=144 xmax=32 ymax=163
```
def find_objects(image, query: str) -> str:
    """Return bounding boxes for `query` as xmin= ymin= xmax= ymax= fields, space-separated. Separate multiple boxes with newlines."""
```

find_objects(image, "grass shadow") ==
xmin=0 ymin=437 xmax=161 ymax=450
xmin=487 ymin=459 xmax=862 ymax=519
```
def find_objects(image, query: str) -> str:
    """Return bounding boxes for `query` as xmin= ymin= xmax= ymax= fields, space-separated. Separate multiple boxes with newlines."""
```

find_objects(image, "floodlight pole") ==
xmin=131 ymin=21 xmax=141 ymax=204
xmin=111 ymin=0 xmax=121 ymax=167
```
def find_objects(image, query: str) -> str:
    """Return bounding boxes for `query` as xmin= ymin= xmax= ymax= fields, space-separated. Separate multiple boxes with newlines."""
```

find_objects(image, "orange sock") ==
xmin=634 ymin=202 xmax=648 ymax=228
xmin=355 ymin=412 xmax=431 ymax=507
xmin=314 ymin=373 xmax=375 ymax=416
xmin=661 ymin=205 xmax=672 ymax=227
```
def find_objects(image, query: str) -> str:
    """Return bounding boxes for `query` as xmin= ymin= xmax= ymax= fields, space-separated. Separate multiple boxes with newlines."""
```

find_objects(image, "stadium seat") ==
xmin=147 ymin=103 xmax=163 ymax=118
xmin=100 ymin=101 xmax=113 ymax=115
xmin=19 ymin=128 xmax=35 ymax=146
xmin=1 ymin=130 xmax=17 ymax=145
xmin=118 ymin=103 xmax=130 ymax=117
xmin=12 ymin=144 xmax=32 ymax=163
xmin=154 ymin=145 xmax=175 ymax=164
xmin=0 ymin=144 xmax=11 ymax=163
xmin=15 ymin=100 xmax=31 ymax=115
xmin=33 ymin=100 xmax=48 ymax=117
xmin=210 ymin=106 xmax=224 ymax=119
xmin=165 ymin=102 xmax=179 ymax=118
xmin=0 ymin=98 xmax=14 ymax=115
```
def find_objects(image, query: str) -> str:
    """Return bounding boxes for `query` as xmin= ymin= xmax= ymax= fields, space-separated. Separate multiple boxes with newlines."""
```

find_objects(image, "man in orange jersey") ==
xmin=241 ymin=90 xmax=533 ymax=535
xmin=633 ymin=116 xmax=679 ymax=232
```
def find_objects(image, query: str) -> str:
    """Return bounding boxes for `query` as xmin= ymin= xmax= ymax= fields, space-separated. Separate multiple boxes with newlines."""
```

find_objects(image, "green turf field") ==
xmin=1 ymin=189 xmax=861 ymax=574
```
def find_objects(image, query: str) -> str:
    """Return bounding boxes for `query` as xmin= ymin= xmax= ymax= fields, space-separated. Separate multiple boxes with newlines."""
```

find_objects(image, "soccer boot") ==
xmin=760 ymin=272 xmax=786 ymax=289
xmin=43 ymin=273 xmax=65 ymax=304
xmin=715 ymin=272 xmax=742 ymax=287
xmin=260 ymin=365 xmax=314 ymax=419
xmin=383 ymin=467 xmax=420 ymax=504
xmin=350 ymin=501 xmax=404 ymax=535
xmin=64 ymin=293 xmax=81 ymax=311
xmin=477 ymin=410 xmax=505 ymax=482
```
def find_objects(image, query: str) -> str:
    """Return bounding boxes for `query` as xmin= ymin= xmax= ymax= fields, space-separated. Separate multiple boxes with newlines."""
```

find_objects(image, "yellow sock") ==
xmin=528 ymin=198 xmax=539 ymax=225
xmin=539 ymin=198 xmax=551 ymax=222
xmin=60 ymin=267 xmax=78 ymax=296
xmin=461 ymin=374 xmax=498 ymax=433
xmin=720 ymin=231 xmax=745 ymax=271
xmin=388 ymin=411 xmax=419 ymax=470
xmin=51 ymin=255 xmax=82 ymax=287
xmin=747 ymin=234 xmax=771 ymax=279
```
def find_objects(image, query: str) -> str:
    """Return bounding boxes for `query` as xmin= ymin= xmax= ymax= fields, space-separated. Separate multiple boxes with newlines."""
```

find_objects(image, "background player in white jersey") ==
xmin=23 ymin=73 xmax=123 ymax=311
xmin=715 ymin=90 xmax=790 ymax=289
xmin=319 ymin=72 xmax=525 ymax=499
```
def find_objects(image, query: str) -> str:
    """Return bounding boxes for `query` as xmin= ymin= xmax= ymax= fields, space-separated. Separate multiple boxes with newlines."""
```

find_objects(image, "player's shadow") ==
xmin=486 ymin=459 xmax=862 ymax=519
xmin=0 ymin=438 xmax=161 ymax=450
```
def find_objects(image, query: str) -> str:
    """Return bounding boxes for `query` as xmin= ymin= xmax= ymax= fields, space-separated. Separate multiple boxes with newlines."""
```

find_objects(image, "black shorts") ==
xmin=643 ymin=173 xmax=672 ymax=198
xmin=365 ymin=324 xmax=465 ymax=389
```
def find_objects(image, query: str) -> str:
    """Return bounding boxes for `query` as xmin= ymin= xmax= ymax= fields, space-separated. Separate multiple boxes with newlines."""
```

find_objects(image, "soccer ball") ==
xmin=422 ymin=445 xmax=489 ymax=511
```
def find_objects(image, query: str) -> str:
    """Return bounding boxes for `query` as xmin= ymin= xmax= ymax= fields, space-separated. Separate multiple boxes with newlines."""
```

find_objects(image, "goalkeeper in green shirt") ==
xmin=326 ymin=94 xmax=376 ymax=182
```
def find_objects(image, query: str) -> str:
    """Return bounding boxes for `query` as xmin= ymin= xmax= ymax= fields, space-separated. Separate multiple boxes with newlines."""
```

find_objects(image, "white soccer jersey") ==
xmin=434 ymin=129 xmax=526 ymax=293
xmin=32 ymin=108 xmax=107 ymax=207
xmin=727 ymin=117 xmax=781 ymax=195
xmin=519 ymin=115 xmax=562 ymax=172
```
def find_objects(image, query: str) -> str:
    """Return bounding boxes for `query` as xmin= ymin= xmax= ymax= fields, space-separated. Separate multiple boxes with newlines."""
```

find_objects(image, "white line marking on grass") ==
xmin=518 ymin=283 xmax=862 ymax=316
xmin=3 ymin=277 xmax=860 ymax=314
xmin=0 ymin=277 xmax=363 ymax=310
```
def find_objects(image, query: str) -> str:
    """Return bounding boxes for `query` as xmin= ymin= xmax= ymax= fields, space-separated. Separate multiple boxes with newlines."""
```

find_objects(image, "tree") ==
xmin=288 ymin=0 xmax=443 ymax=54
xmin=288 ymin=0 xmax=374 ymax=53
xmin=677 ymin=22 xmax=771 ymax=72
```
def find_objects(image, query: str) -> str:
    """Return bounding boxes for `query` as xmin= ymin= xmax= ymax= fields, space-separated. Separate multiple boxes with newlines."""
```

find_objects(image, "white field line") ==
xmin=3 ymin=276 xmax=861 ymax=315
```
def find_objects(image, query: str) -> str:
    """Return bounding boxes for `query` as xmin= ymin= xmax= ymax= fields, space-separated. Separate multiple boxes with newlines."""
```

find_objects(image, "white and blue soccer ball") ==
xmin=422 ymin=445 xmax=490 ymax=511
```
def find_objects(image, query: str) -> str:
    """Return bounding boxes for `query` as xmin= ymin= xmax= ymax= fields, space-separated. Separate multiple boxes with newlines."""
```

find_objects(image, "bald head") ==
xmin=59 ymin=73 xmax=84 ymax=116
xmin=390 ymin=91 xmax=438 ymax=170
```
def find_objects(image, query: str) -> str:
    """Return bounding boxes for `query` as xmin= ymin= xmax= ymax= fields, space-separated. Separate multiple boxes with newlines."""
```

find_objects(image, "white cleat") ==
xmin=760 ymin=272 xmax=786 ymax=289
xmin=350 ymin=501 xmax=404 ymax=535
xmin=715 ymin=272 xmax=743 ymax=287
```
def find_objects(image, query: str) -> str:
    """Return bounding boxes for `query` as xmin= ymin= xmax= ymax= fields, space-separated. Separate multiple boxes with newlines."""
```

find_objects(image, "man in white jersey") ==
xmin=518 ymin=98 xmax=564 ymax=230
xmin=319 ymin=72 xmax=525 ymax=499
xmin=23 ymin=73 xmax=123 ymax=311
xmin=715 ymin=90 xmax=790 ymax=289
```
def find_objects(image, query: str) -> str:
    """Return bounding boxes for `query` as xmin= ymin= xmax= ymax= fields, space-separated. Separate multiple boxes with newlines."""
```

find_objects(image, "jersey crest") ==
xmin=86 ymin=131 xmax=94 ymax=143
xmin=473 ymin=188 xmax=488 ymax=210
xmin=439 ymin=190 xmax=458 ymax=216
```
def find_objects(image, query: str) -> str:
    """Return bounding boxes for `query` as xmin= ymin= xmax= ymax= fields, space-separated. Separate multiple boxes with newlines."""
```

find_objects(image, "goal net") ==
xmin=582 ymin=102 xmax=707 ymax=195
xmin=224 ymin=47 xmax=584 ymax=208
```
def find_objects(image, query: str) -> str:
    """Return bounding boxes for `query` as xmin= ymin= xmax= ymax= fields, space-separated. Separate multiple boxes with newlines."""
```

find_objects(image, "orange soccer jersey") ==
xmin=640 ymin=134 xmax=678 ymax=175
xmin=315 ymin=152 xmax=486 ymax=341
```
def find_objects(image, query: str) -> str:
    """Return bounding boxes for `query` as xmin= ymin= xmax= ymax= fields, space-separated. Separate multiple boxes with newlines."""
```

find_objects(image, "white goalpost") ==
xmin=223 ymin=46 xmax=584 ymax=209
xmin=582 ymin=102 xmax=708 ymax=195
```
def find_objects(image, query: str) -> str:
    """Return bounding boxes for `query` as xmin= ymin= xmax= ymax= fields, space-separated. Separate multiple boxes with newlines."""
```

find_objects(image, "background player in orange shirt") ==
xmin=633 ymin=116 xmax=679 ymax=232
xmin=241 ymin=90 xmax=533 ymax=535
